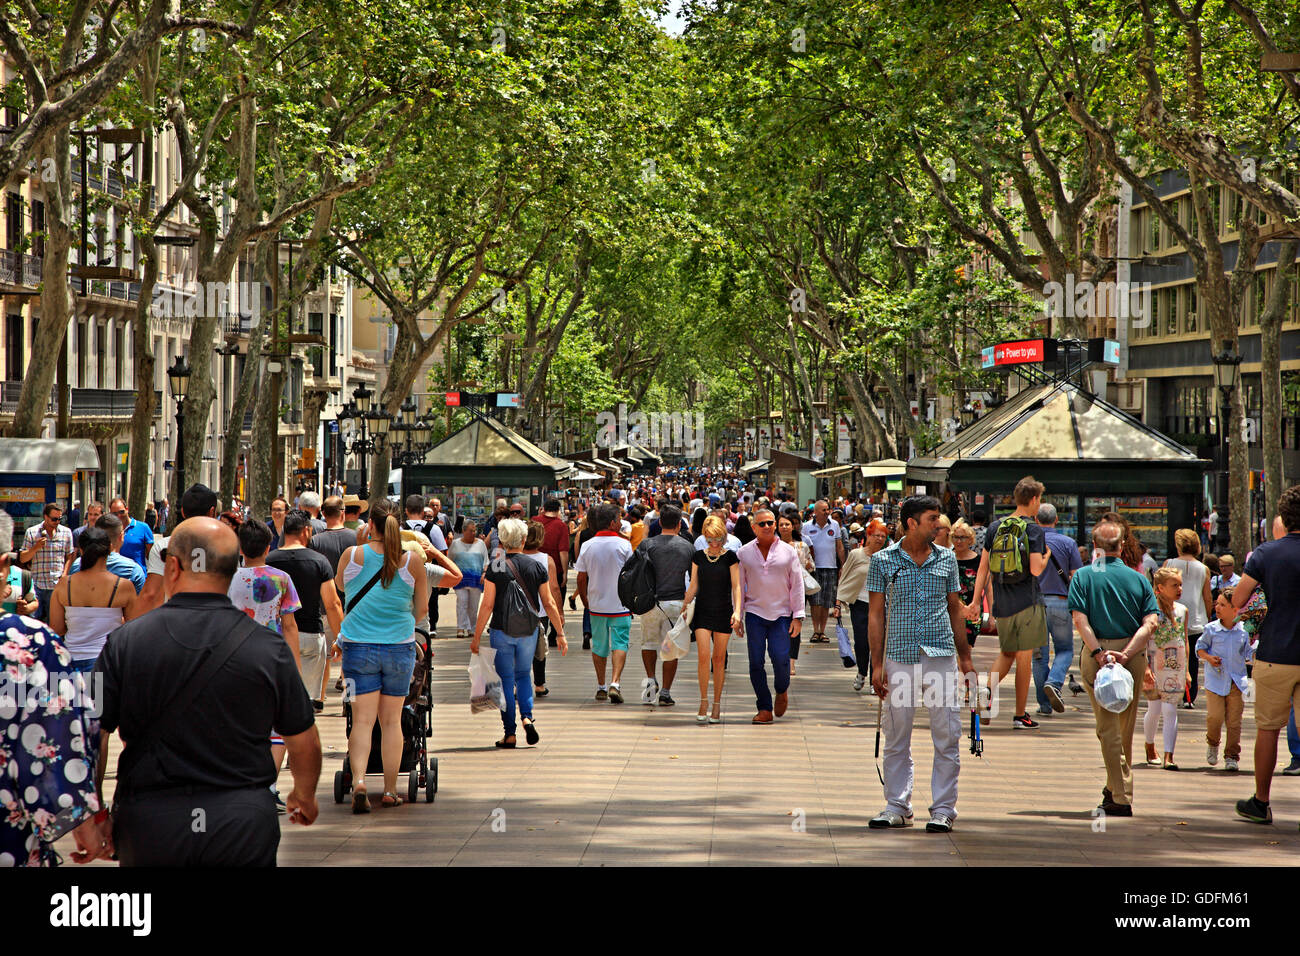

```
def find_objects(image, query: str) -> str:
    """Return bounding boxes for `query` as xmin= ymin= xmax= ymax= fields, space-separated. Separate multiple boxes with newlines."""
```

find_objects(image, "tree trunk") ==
xmin=1259 ymin=240 xmax=1297 ymax=520
xmin=786 ymin=318 xmax=825 ymax=457
xmin=219 ymin=245 xmax=274 ymax=511
xmin=12 ymin=131 xmax=73 ymax=437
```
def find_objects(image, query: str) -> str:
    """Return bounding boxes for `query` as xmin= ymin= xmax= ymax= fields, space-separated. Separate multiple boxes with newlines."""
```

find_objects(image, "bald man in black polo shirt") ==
xmin=96 ymin=517 xmax=320 ymax=866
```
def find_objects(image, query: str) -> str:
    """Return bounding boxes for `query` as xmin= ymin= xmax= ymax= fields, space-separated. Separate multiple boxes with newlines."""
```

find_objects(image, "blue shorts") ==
xmin=590 ymin=614 xmax=631 ymax=658
xmin=341 ymin=641 xmax=416 ymax=697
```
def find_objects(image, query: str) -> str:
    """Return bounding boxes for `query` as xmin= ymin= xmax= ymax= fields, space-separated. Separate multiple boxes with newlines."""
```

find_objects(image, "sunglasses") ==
xmin=755 ymin=520 xmax=775 ymax=527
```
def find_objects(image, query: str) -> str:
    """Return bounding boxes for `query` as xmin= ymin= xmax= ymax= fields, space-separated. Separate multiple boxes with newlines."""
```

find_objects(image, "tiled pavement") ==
xmin=71 ymin=589 xmax=1300 ymax=865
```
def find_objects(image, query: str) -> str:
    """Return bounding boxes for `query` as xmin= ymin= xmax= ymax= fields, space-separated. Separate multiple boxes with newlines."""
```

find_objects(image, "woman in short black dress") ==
xmin=683 ymin=515 xmax=741 ymax=724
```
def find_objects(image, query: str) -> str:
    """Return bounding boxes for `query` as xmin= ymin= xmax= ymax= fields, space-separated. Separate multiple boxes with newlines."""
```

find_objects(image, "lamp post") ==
xmin=347 ymin=382 xmax=377 ymax=499
xmin=166 ymin=356 xmax=190 ymax=530
xmin=1211 ymin=340 xmax=1242 ymax=539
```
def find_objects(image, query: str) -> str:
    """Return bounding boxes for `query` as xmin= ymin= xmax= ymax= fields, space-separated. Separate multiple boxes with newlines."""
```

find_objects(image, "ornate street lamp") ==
xmin=166 ymin=356 xmax=191 ymax=513
xmin=1211 ymin=339 xmax=1242 ymax=524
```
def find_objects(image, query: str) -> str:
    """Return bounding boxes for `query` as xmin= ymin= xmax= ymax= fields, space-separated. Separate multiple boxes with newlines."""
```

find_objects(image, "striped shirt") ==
xmin=866 ymin=539 xmax=962 ymax=663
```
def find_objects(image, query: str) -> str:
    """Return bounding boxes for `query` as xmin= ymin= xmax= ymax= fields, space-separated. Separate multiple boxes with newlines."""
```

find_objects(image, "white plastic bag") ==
xmin=661 ymin=602 xmax=694 ymax=661
xmin=803 ymin=568 xmax=821 ymax=595
xmin=469 ymin=647 xmax=505 ymax=714
xmin=1093 ymin=661 xmax=1134 ymax=714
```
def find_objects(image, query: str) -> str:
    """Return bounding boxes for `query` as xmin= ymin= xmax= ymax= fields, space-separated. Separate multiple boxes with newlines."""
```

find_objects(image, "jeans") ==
xmin=1289 ymin=707 xmax=1300 ymax=761
xmin=1185 ymin=630 xmax=1202 ymax=704
xmin=745 ymin=613 xmax=791 ymax=713
xmin=490 ymin=627 xmax=537 ymax=736
xmin=850 ymin=599 xmax=871 ymax=677
xmin=1032 ymin=596 xmax=1074 ymax=710
xmin=35 ymin=586 xmax=53 ymax=623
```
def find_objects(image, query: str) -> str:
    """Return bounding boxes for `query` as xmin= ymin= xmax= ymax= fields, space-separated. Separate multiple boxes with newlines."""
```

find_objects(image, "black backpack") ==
xmin=500 ymin=557 xmax=542 ymax=637
xmin=618 ymin=547 xmax=658 ymax=615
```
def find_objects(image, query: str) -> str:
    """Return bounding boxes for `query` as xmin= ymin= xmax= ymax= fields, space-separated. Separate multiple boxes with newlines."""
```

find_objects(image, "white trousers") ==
xmin=1143 ymin=698 xmax=1179 ymax=752
xmin=881 ymin=653 xmax=963 ymax=820
xmin=456 ymin=587 xmax=482 ymax=632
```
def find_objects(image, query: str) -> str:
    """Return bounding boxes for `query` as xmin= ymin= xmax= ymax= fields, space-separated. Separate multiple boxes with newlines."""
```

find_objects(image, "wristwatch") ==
xmin=1090 ymin=646 xmax=1105 ymax=659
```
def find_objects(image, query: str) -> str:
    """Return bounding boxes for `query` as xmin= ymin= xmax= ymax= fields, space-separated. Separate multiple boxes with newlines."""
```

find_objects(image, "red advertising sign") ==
xmin=445 ymin=391 xmax=461 ymax=407
xmin=993 ymin=339 xmax=1045 ymax=365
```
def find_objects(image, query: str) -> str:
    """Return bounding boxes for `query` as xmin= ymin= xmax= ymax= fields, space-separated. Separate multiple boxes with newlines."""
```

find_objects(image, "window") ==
xmin=1184 ymin=285 xmax=1198 ymax=333
xmin=308 ymin=311 xmax=324 ymax=377
xmin=114 ymin=324 xmax=125 ymax=388
xmin=76 ymin=321 xmax=87 ymax=387
xmin=1149 ymin=208 xmax=1160 ymax=252
xmin=1164 ymin=287 xmax=1178 ymax=336
xmin=96 ymin=321 xmax=107 ymax=386
xmin=328 ymin=312 xmax=337 ymax=376
xmin=31 ymin=200 xmax=43 ymax=258
xmin=6 ymin=314 xmax=23 ymax=380
xmin=4 ymin=192 xmax=21 ymax=249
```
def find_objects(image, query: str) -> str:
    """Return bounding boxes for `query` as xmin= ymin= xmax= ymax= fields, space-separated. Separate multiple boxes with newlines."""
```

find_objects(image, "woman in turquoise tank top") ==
xmin=334 ymin=498 xmax=429 ymax=812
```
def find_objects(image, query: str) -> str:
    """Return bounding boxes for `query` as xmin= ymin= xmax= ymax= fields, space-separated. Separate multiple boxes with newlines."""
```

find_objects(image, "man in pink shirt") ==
xmin=737 ymin=507 xmax=805 ymax=723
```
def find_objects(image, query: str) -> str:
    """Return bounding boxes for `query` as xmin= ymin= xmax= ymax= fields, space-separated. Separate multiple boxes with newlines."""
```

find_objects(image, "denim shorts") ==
xmin=340 ymin=641 xmax=416 ymax=697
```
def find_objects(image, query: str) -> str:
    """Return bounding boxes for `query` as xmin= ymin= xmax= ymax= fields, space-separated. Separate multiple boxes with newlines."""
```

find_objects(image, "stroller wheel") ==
xmin=407 ymin=769 xmax=419 ymax=805
xmin=427 ymin=757 xmax=438 ymax=801
xmin=333 ymin=770 xmax=347 ymax=804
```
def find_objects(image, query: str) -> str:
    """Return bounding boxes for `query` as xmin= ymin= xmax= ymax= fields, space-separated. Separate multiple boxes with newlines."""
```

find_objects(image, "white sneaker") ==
xmin=1206 ymin=745 xmax=1219 ymax=766
xmin=853 ymin=674 xmax=866 ymax=692
xmin=1225 ymin=757 xmax=1240 ymax=772
xmin=640 ymin=678 xmax=658 ymax=705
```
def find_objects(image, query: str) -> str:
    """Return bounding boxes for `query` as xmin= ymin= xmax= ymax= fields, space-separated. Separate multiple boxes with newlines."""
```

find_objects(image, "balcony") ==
xmin=0 ymin=382 xmax=163 ymax=420
xmin=0 ymin=249 xmax=42 ymax=288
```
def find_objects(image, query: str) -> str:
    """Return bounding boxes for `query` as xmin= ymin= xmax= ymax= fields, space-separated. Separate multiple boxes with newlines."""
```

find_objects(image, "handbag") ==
xmin=803 ymin=568 xmax=821 ymax=595
xmin=661 ymin=601 xmax=694 ymax=661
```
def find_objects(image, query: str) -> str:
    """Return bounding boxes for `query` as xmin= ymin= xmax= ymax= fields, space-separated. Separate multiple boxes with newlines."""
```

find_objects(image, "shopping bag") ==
xmin=836 ymin=622 xmax=855 ymax=667
xmin=1093 ymin=661 xmax=1134 ymax=714
xmin=468 ymin=647 xmax=505 ymax=714
xmin=802 ymin=568 xmax=821 ymax=595
xmin=661 ymin=602 xmax=694 ymax=661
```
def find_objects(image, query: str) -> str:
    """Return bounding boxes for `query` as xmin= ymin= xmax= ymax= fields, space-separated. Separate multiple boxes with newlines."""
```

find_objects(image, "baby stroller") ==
xmin=333 ymin=627 xmax=438 ymax=804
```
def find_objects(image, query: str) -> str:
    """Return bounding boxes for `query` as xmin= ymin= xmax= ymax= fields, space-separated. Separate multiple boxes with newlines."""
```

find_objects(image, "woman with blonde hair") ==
xmin=934 ymin=513 xmax=953 ymax=549
xmin=682 ymin=514 xmax=741 ymax=723
xmin=1143 ymin=566 xmax=1189 ymax=769
xmin=471 ymin=518 xmax=567 ymax=747
xmin=336 ymin=497 xmax=429 ymax=812
xmin=1164 ymin=528 xmax=1213 ymax=709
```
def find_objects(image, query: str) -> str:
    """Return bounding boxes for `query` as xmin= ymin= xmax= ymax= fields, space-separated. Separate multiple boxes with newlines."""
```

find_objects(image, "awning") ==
xmin=810 ymin=464 xmax=855 ymax=478
xmin=567 ymin=468 xmax=602 ymax=482
xmin=589 ymin=458 xmax=624 ymax=472
xmin=0 ymin=438 xmax=102 ymax=475
xmin=859 ymin=458 xmax=908 ymax=479
xmin=739 ymin=458 xmax=771 ymax=474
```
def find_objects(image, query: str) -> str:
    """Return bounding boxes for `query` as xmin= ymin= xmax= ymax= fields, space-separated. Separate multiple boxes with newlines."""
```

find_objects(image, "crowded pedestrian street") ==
xmin=57 ymin=583 xmax=1300 ymax=867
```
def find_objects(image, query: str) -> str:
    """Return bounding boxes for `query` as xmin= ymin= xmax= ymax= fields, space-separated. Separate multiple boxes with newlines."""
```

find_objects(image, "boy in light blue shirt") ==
xmin=1195 ymin=588 xmax=1254 ymax=771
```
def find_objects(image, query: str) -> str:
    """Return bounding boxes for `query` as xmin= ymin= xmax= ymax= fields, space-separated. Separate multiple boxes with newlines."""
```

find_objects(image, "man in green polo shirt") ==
xmin=1068 ymin=520 xmax=1159 ymax=817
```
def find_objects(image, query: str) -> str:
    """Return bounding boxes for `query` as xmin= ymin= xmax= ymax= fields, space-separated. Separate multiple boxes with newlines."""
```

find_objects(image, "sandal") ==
xmin=522 ymin=718 xmax=539 ymax=746
xmin=380 ymin=792 xmax=404 ymax=808
xmin=495 ymin=736 xmax=517 ymax=748
xmin=351 ymin=788 xmax=371 ymax=815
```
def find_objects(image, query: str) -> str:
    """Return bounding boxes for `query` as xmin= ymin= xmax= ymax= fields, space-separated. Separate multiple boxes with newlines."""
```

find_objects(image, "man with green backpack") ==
xmin=963 ymin=476 xmax=1050 ymax=729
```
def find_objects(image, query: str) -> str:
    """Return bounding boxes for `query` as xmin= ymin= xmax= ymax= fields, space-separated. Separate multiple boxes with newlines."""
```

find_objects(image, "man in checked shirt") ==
xmin=867 ymin=495 xmax=975 ymax=833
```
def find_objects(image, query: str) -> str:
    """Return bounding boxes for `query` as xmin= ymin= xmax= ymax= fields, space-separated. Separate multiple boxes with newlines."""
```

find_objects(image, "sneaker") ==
xmin=1098 ymin=797 xmax=1133 ymax=817
xmin=1236 ymin=796 xmax=1272 ymax=824
xmin=868 ymin=809 xmax=914 ymax=829
xmin=1225 ymin=757 xmax=1240 ymax=772
xmin=312 ymin=699 xmax=324 ymax=712
xmin=595 ymin=688 xmax=609 ymax=701
xmin=1013 ymin=713 xmax=1040 ymax=729
xmin=1206 ymin=745 xmax=1219 ymax=767
xmin=608 ymin=684 xmax=623 ymax=704
xmin=658 ymin=691 xmax=675 ymax=707
xmin=1044 ymin=684 xmax=1065 ymax=713
xmin=853 ymin=674 xmax=866 ymax=692
xmin=640 ymin=678 xmax=658 ymax=706
xmin=925 ymin=812 xmax=954 ymax=833
xmin=1037 ymin=706 xmax=1053 ymax=717
xmin=1283 ymin=758 xmax=1300 ymax=776
xmin=273 ymin=791 xmax=286 ymax=814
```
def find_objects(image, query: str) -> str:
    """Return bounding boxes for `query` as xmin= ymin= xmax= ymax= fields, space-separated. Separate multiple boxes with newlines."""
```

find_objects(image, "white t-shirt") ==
xmin=802 ymin=518 xmax=842 ymax=568
xmin=1208 ymin=512 xmax=1219 ymax=537
xmin=573 ymin=533 xmax=633 ymax=614
xmin=406 ymin=518 xmax=446 ymax=551
xmin=146 ymin=534 xmax=168 ymax=577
